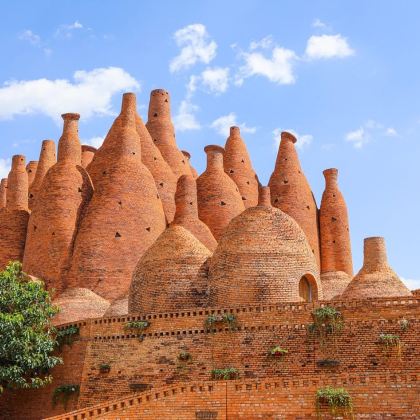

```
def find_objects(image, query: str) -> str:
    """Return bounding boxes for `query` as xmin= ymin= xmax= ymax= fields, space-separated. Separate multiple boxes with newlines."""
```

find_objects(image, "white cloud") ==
xmin=273 ymin=128 xmax=313 ymax=150
xmin=55 ymin=21 xmax=83 ymax=38
xmin=312 ymin=19 xmax=328 ymax=29
xmin=385 ymin=127 xmax=398 ymax=137
xmin=250 ymin=35 xmax=274 ymax=50
xmin=235 ymin=45 xmax=297 ymax=86
xmin=0 ymin=158 xmax=11 ymax=179
xmin=19 ymin=29 xmax=41 ymax=45
xmin=0 ymin=67 xmax=139 ymax=122
xmin=305 ymin=34 xmax=354 ymax=59
xmin=173 ymin=100 xmax=201 ymax=132
xmin=401 ymin=277 xmax=420 ymax=290
xmin=83 ymin=136 xmax=104 ymax=149
xmin=170 ymin=24 xmax=217 ymax=72
xmin=345 ymin=120 xmax=397 ymax=148
xmin=200 ymin=67 xmax=229 ymax=94
xmin=345 ymin=127 xmax=367 ymax=149
xmin=211 ymin=113 xmax=256 ymax=137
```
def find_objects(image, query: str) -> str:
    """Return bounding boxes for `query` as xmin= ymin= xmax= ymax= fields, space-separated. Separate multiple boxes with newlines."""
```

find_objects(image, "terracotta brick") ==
xmin=104 ymin=295 xmax=128 ymax=317
xmin=0 ymin=178 xmax=7 ymax=208
xmin=182 ymin=150 xmax=199 ymax=179
xmin=81 ymin=145 xmax=96 ymax=168
xmin=26 ymin=160 xmax=38 ymax=189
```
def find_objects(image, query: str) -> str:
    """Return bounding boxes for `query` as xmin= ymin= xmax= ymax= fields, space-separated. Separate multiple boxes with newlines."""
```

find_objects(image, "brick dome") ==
xmin=135 ymin=109 xmax=177 ymax=223
xmin=172 ymin=174 xmax=217 ymax=252
xmin=66 ymin=93 xmax=166 ymax=301
xmin=129 ymin=225 xmax=211 ymax=313
xmin=224 ymin=126 xmax=259 ymax=208
xmin=342 ymin=237 xmax=412 ymax=299
xmin=52 ymin=288 xmax=110 ymax=325
xmin=269 ymin=131 xmax=320 ymax=267
xmin=182 ymin=150 xmax=199 ymax=179
xmin=0 ymin=178 xmax=7 ymax=208
xmin=320 ymin=271 xmax=352 ymax=300
xmin=104 ymin=295 xmax=128 ymax=317
xmin=209 ymin=187 xmax=322 ymax=306
xmin=26 ymin=161 xmax=38 ymax=189
xmin=23 ymin=114 xmax=93 ymax=292
xmin=197 ymin=145 xmax=245 ymax=240
xmin=81 ymin=145 xmax=97 ymax=169
xmin=146 ymin=89 xmax=192 ymax=178
xmin=28 ymin=139 xmax=56 ymax=210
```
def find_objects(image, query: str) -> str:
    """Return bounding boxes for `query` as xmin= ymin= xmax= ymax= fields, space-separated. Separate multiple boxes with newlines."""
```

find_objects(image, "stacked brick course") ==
xmin=182 ymin=150 xmax=199 ymax=179
xmin=25 ymin=160 xmax=38 ymax=188
xmin=81 ymin=145 xmax=97 ymax=169
xmin=0 ymin=178 xmax=7 ymax=208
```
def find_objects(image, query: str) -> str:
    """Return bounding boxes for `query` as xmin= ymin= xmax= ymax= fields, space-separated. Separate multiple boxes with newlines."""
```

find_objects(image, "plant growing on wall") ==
xmin=124 ymin=320 xmax=150 ymax=341
xmin=0 ymin=262 xmax=62 ymax=395
xmin=211 ymin=368 xmax=239 ymax=380
xmin=399 ymin=318 xmax=410 ymax=331
xmin=308 ymin=306 xmax=344 ymax=349
xmin=178 ymin=351 xmax=192 ymax=362
xmin=315 ymin=386 xmax=353 ymax=417
xmin=205 ymin=313 xmax=237 ymax=331
xmin=269 ymin=346 xmax=288 ymax=358
xmin=99 ymin=363 xmax=111 ymax=373
xmin=56 ymin=325 xmax=79 ymax=348
xmin=378 ymin=333 xmax=402 ymax=357
xmin=52 ymin=384 xmax=80 ymax=408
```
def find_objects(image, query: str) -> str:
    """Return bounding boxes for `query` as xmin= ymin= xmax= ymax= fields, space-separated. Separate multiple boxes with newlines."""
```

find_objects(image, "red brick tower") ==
xmin=66 ymin=93 xmax=166 ymax=301
xmin=26 ymin=161 xmax=38 ymax=189
xmin=0 ymin=155 xmax=30 ymax=269
xmin=342 ymin=237 xmax=412 ymax=299
xmin=197 ymin=145 xmax=245 ymax=240
xmin=28 ymin=139 xmax=56 ymax=210
xmin=269 ymin=131 xmax=320 ymax=267
xmin=172 ymin=174 xmax=217 ymax=252
xmin=209 ymin=186 xmax=322 ymax=306
xmin=129 ymin=225 xmax=211 ymax=313
xmin=182 ymin=150 xmax=199 ymax=179
xmin=146 ymin=89 xmax=192 ymax=178
xmin=223 ymin=126 xmax=259 ymax=208
xmin=319 ymin=168 xmax=353 ymax=299
xmin=23 ymin=114 xmax=93 ymax=291
xmin=135 ymin=109 xmax=177 ymax=223
xmin=0 ymin=178 xmax=7 ymax=208
xmin=81 ymin=145 xmax=97 ymax=169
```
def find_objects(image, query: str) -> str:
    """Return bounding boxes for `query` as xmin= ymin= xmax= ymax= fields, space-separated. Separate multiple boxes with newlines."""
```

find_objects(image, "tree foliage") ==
xmin=0 ymin=262 xmax=62 ymax=394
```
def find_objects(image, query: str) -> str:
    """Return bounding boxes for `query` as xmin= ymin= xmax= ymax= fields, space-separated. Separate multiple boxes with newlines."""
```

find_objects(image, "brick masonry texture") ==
xmin=223 ymin=126 xmax=259 ymax=208
xmin=66 ymin=93 xmax=166 ymax=301
xmin=197 ymin=145 xmax=245 ymax=240
xmin=0 ymin=177 xmax=7 ymax=208
xmin=104 ymin=295 xmax=128 ymax=317
xmin=26 ymin=160 xmax=38 ymax=189
xmin=269 ymin=131 xmax=321 ymax=267
xmin=81 ymin=145 xmax=96 ymax=169
xmin=182 ymin=150 xmax=199 ymax=179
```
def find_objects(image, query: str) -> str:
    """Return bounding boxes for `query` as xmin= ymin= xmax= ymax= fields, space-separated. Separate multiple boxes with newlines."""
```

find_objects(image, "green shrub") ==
xmin=52 ymin=384 xmax=79 ymax=408
xmin=205 ymin=313 xmax=237 ymax=330
xmin=379 ymin=333 xmax=402 ymax=357
xmin=56 ymin=325 xmax=79 ymax=348
xmin=308 ymin=306 xmax=344 ymax=348
xmin=316 ymin=386 xmax=352 ymax=416
xmin=211 ymin=368 xmax=239 ymax=380
xmin=269 ymin=346 xmax=288 ymax=357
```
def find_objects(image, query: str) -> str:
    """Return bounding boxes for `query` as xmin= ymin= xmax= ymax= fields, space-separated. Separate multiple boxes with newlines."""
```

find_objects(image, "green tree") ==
xmin=0 ymin=262 xmax=62 ymax=394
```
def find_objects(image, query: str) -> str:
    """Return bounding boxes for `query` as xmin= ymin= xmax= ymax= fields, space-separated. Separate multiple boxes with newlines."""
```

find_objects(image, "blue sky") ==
xmin=1 ymin=1 xmax=419 ymax=289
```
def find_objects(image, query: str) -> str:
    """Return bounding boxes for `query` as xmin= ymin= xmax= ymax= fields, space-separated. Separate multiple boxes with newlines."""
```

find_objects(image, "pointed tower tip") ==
xmin=230 ymin=126 xmax=241 ymax=136
xmin=258 ymin=186 xmax=272 ymax=207
xmin=151 ymin=89 xmax=169 ymax=96
xmin=181 ymin=150 xmax=191 ymax=159
xmin=281 ymin=131 xmax=297 ymax=144
xmin=62 ymin=113 xmax=80 ymax=121
xmin=204 ymin=145 xmax=225 ymax=155
xmin=12 ymin=155 xmax=26 ymax=169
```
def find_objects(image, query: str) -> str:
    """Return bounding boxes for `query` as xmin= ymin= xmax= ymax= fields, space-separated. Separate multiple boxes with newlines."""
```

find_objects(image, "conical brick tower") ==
xmin=319 ymin=168 xmax=352 ymax=299
xmin=28 ymin=140 xmax=56 ymax=210
xmin=182 ymin=150 xmax=199 ymax=179
xmin=23 ymin=114 xmax=93 ymax=292
xmin=26 ymin=161 xmax=38 ymax=189
xmin=197 ymin=145 xmax=245 ymax=240
xmin=342 ymin=237 xmax=411 ymax=299
xmin=146 ymin=89 xmax=192 ymax=178
xmin=81 ymin=145 xmax=97 ymax=168
xmin=129 ymin=225 xmax=211 ymax=313
xmin=0 ymin=155 xmax=29 ymax=269
xmin=135 ymin=109 xmax=177 ymax=223
xmin=66 ymin=93 xmax=166 ymax=301
xmin=172 ymin=174 xmax=217 ymax=251
xmin=269 ymin=131 xmax=320 ymax=267
xmin=223 ymin=126 xmax=259 ymax=208
xmin=0 ymin=178 xmax=7 ymax=208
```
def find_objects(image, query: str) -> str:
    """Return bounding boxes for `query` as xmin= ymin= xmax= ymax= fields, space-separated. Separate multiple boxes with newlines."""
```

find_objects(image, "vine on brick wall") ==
xmin=378 ymin=333 xmax=402 ymax=358
xmin=124 ymin=320 xmax=150 ymax=341
xmin=52 ymin=384 xmax=80 ymax=408
xmin=315 ymin=386 xmax=353 ymax=418
xmin=56 ymin=325 xmax=79 ymax=349
xmin=308 ymin=306 xmax=344 ymax=350
xmin=205 ymin=313 xmax=237 ymax=331
xmin=211 ymin=368 xmax=239 ymax=380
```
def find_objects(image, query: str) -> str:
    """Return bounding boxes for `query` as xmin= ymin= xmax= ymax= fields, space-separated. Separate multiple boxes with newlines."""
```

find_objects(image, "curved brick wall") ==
xmin=223 ymin=126 xmax=259 ymax=208
xmin=209 ymin=187 xmax=321 ymax=306
xmin=53 ymin=288 xmax=110 ymax=325
xmin=23 ymin=114 xmax=93 ymax=292
xmin=146 ymin=89 xmax=191 ymax=178
xmin=342 ymin=237 xmax=412 ymax=299
xmin=66 ymin=93 xmax=166 ymax=301
xmin=197 ymin=145 xmax=245 ymax=240
xmin=182 ymin=150 xmax=199 ymax=179
xmin=25 ymin=160 xmax=38 ymax=189
xmin=269 ymin=131 xmax=320 ymax=267
xmin=0 ymin=155 xmax=29 ymax=269
xmin=104 ymin=295 xmax=128 ymax=317
xmin=320 ymin=168 xmax=353 ymax=277
xmin=173 ymin=174 xmax=217 ymax=252
xmin=129 ymin=225 xmax=211 ymax=313
xmin=81 ymin=145 xmax=97 ymax=169
xmin=135 ymin=109 xmax=177 ymax=223
xmin=320 ymin=271 xmax=352 ymax=300
xmin=28 ymin=139 xmax=56 ymax=210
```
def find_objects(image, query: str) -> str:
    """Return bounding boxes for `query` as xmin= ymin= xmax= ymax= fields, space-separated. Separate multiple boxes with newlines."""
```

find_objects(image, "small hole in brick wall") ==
xmin=159 ymin=182 xmax=164 ymax=187
xmin=220 ymin=201 xmax=226 ymax=206
xmin=146 ymin=227 xmax=151 ymax=232
xmin=230 ymin=170 xmax=234 ymax=174
xmin=28 ymin=169 xmax=32 ymax=173
xmin=274 ymin=198 xmax=279 ymax=203
xmin=52 ymin=232 xmax=55 ymax=236
xmin=78 ymin=187 xmax=82 ymax=193
xmin=189 ymin=201 xmax=193 ymax=205
xmin=103 ymin=171 xmax=107 ymax=175
xmin=333 ymin=240 xmax=336 ymax=243
xmin=246 ymin=181 xmax=250 ymax=185
xmin=333 ymin=194 xmax=336 ymax=197
xmin=283 ymin=180 xmax=288 ymax=184
xmin=156 ymin=194 xmax=159 ymax=199
xmin=241 ymin=159 xmax=245 ymax=163
xmin=29 ymin=193 xmax=34 ymax=198
xmin=153 ymin=113 xmax=158 ymax=117
xmin=154 ymin=157 xmax=157 ymax=161
xmin=298 ymin=170 xmax=301 ymax=174
xmin=242 ymin=197 xmax=247 ymax=201
xmin=118 ymin=201 xmax=122 ymax=205
xmin=306 ymin=205 xmax=310 ymax=210
xmin=331 ymin=217 xmax=337 ymax=222
xmin=132 ymin=152 xmax=136 ymax=155
xmin=153 ymin=139 xmax=157 ymax=142
xmin=312 ymin=249 xmax=315 ymax=253
xmin=165 ymin=99 xmax=168 ymax=102
xmin=115 ymin=232 xmax=121 ymax=238
xmin=182 ymin=160 xmax=185 ymax=164
xmin=34 ymin=225 xmax=37 ymax=231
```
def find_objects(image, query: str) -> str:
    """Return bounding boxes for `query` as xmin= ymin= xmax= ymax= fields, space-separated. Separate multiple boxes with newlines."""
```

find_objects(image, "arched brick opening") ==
xmin=299 ymin=273 xmax=318 ymax=302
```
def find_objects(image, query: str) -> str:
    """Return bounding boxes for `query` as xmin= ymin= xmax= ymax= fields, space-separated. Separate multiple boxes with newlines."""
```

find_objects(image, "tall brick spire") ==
xmin=146 ymin=89 xmax=192 ymax=178
xmin=342 ymin=237 xmax=412 ymax=299
xmin=224 ymin=126 xmax=259 ymax=208
xmin=197 ymin=145 xmax=245 ymax=240
xmin=135 ymin=108 xmax=177 ymax=223
xmin=26 ymin=161 xmax=38 ymax=189
xmin=182 ymin=150 xmax=199 ymax=179
xmin=23 ymin=113 xmax=93 ymax=292
xmin=0 ymin=178 xmax=7 ymax=208
xmin=28 ymin=139 xmax=56 ymax=210
xmin=173 ymin=174 xmax=217 ymax=251
xmin=66 ymin=93 xmax=166 ymax=301
xmin=0 ymin=155 xmax=30 ymax=269
xmin=268 ymin=131 xmax=320 ymax=267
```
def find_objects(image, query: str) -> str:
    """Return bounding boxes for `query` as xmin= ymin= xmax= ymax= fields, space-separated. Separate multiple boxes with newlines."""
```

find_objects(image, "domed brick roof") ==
xmin=342 ymin=237 xmax=412 ymax=299
xmin=209 ymin=187 xmax=322 ymax=306
xmin=129 ymin=225 xmax=211 ymax=313
xmin=320 ymin=271 xmax=352 ymax=300
xmin=104 ymin=295 xmax=128 ymax=317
